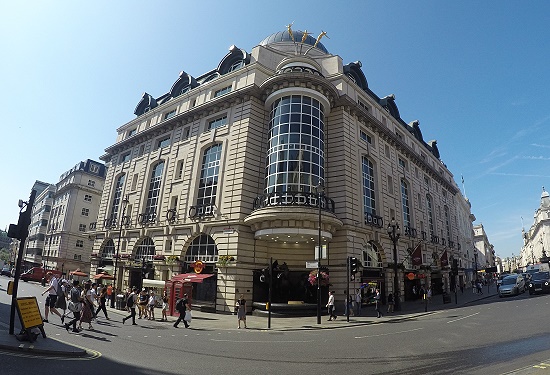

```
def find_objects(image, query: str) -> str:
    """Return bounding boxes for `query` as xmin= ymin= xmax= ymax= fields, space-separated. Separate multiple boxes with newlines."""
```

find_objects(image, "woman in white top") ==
xmin=326 ymin=290 xmax=337 ymax=321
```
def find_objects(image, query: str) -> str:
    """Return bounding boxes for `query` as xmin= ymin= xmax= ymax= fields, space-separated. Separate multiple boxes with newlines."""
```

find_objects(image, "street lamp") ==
xmin=315 ymin=181 xmax=324 ymax=325
xmin=110 ymin=195 xmax=129 ymax=308
xmin=386 ymin=218 xmax=401 ymax=311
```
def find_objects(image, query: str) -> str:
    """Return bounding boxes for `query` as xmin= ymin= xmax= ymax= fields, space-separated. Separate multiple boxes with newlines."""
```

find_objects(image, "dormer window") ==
xmin=214 ymin=86 xmax=232 ymax=98
xmin=164 ymin=109 xmax=176 ymax=120
xmin=228 ymin=60 xmax=244 ymax=72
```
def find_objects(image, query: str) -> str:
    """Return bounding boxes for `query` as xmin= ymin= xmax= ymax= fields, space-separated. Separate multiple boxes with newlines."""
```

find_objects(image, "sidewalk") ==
xmin=0 ymin=284 xmax=497 ymax=356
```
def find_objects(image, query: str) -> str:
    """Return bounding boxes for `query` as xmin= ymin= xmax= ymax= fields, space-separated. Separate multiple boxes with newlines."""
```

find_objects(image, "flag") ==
xmin=440 ymin=250 xmax=449 ymax=267
xmin=411 ymin=242 xmax=422 ymax=266
xmin=461 ymin=175 xmax=464 ymax=184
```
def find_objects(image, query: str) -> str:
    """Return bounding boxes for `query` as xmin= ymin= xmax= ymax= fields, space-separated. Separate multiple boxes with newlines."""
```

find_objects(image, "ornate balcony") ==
xmin=365 ymin=212 xmax=384 ymax=228
xmin=404 ymin=225 xmax=417 ymax=238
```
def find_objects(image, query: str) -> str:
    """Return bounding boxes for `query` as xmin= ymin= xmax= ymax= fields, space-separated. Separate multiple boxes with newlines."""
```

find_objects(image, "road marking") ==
xmin=446 ymin=312 xmax=479 ymax=323
xmin=211 ymin=339 xmax=315 ymax=343
xmin=354 ymin=327 xmax=423 ymax=339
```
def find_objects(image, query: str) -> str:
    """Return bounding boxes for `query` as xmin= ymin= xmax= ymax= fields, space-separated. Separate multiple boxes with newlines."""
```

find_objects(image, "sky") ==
xmin=1 ymin=1 xmax=549 ymax=260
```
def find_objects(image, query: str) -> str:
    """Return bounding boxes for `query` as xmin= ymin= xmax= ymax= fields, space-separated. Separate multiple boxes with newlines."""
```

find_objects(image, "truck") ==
xmin=20 ymin=267 xmax=62 ymax=284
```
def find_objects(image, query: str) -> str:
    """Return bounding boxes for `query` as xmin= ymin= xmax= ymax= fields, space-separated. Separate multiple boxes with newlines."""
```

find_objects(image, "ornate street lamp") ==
xmin=110 ymin=195 xmax=129 ymax=308
xmin=315 ymin=181 xmax=324 ymax=325
xmin=387 ymin=218 xmax=401 ymax=311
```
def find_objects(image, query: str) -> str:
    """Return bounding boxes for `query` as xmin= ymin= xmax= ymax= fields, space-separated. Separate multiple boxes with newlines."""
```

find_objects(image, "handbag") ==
xmin=184 ymin=310 xmax=192 ymax=322
xmin=68 ymin=300 xmax=83 ymax=313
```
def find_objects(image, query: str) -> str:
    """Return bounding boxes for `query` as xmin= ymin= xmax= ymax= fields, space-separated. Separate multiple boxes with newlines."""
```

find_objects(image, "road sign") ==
xmin=306 ymin=261 xmax=318 ymax=269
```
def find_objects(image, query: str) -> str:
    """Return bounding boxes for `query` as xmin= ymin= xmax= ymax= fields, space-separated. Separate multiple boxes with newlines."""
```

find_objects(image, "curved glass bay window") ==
xmin=265 ymin=94 xmax=325 ymax=194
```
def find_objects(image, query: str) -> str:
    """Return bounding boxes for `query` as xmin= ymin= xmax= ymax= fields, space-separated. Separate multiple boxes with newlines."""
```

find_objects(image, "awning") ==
xmin=70 ymin=270 xmax=88 ymax=277
xmin=94 ymin=272 xmax=115 ymax=280
xmin=142 ymin=279 xmax=166 ymax=288
xmin=171 ymin=273 xmax=215 ymax=283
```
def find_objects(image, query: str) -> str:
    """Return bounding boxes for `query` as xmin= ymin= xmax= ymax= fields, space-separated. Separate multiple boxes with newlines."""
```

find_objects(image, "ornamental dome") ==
xmin=259 ymin=30 xmax=329 ymax=54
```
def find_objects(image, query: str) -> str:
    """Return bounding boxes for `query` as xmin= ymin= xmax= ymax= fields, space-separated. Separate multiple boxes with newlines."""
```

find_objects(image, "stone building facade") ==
xmin=91 ymin=29 xmax=465 ymax=313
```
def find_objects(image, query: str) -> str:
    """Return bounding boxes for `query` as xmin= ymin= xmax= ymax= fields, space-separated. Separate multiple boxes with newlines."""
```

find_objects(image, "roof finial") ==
xmin=285 ymin=22 xmax=295 ymax=43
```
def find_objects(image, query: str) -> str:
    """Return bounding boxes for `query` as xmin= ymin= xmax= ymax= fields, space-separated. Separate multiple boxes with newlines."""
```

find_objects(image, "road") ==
xmin=1 ymin=275 xmax=550 ymax=374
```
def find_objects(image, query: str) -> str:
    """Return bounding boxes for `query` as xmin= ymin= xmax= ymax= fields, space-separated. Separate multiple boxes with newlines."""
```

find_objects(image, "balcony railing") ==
xmin=365 ymin=212 xmax=383 ymax=228
xmin=431 ymin=235 xmax=440 ymax=244
xmin=404 ymin=225 xmax=417 ymax=238
xmin=138 ymin=212 xmax=157 ymax=225
xmin=189 ymin=204 xmax=216 ymax=219
xmin=252 ymin=191 xmax=335 ymax=213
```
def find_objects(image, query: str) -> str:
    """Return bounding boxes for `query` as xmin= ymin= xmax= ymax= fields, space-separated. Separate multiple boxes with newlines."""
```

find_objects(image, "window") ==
xmin=208 ymin=115 xmax=228 ymax=130
xmin=145 ymin=162 xmax=165 ymax=216
xmin=138 ymin=144 xmax=145 ymax=157
xmin=398 ymin=157 xmax=407 ymax=171
xmin=362 ymin=156 xmax=376 ymax=215
xmin=175 ymin=160 xmax=184 ymax=179
xmin=444 ymin=205 xmax=451 ymax=240
xmin=228 ymin=60 xmax=244 ymax=72
xmin=401 ymin=179 xmax=411 ymax=228
xmin=385 ymin=144 xmax=390 ymax=158
xmin=183 ymin=127 xmax=190 ymax=139
xmin=110 ymin=174 xmax=125 ymax=221
xmin=136 ymin=237 xmax=155 ymax=261
xmin=76 ymin=240 xmax=84 ymax=248
xmin=73 ymin=254 xmax=82 ymax=260
xmin=78 ymin=224 xmax=86 ymax=232
xmin=120 ymin=152 xmax=131 ymax=163
xmin=81 ymin=208 xmax=89 ymax=216
xmin=360 ymin=130 xmax=372 ymax=145
xmin=131 ymin=174 xmax=138 ymax=191
xmin=184 ymin=234 xmax=218 ymax=263
xmin=214 ymin=86 xmax=232 ymax=97
xmin=157 ymin=137 xmax=171 ymax=149
xmin=358 ymin=99 xmax=370 ymax=112
xmin=84 ymin=194 xmax=92 ymax=202
xmin=387 ymin=175 xmax=394 ymax=195
xmin=164 ymin=109 xmax=176 ymax=120
xmin=88 ymin=180 xmax=95 ymax=187
xmin=128 ymin=128 xmax=137 ymax=138
xmin=89 ymin=164 xmax=99 ymax=173
xmin=426 ymin=195 xmax=435 ymax=235
xmin=197 ymin=144 xmax=222 ymax=207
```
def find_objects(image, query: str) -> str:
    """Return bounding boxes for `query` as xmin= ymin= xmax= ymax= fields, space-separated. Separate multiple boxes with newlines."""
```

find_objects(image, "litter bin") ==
xmin=116 ymin=294 xmax=125 ymax=310
xmin=442 ymin=292 xmax=451 ymax=304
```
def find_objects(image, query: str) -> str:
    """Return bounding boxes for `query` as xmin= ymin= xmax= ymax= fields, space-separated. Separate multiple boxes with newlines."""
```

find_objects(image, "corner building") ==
xmin=93 ymin=29 xmax=461 ymax=313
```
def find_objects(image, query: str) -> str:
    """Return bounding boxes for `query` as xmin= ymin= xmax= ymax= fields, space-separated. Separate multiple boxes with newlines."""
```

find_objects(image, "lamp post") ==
xmin=315 ymin=182 xmax=324 ymax=325
xmin=387 ymin=218 xmax=401 ymax=311
xmin=110 ymin=195 xmax=129 ymax=308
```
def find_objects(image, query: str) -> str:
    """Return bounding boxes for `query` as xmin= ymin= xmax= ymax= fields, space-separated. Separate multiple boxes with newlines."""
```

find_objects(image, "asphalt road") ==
xmin=2 ymin=276 xmax=550 ymax=375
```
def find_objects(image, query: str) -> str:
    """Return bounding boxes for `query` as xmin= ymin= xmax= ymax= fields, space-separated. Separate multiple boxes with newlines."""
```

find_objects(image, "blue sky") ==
xmin=2 ymin=1 xmax=549 ymax=260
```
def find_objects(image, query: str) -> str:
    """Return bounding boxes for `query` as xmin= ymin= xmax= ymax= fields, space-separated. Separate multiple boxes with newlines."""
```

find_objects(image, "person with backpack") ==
xmin=173 ymin=293 xmax=190 ymax=328
xmin=64 ymin=280 xmax=84 ymax=333
xmin=122 ymin=287 xmax=138 ymax=325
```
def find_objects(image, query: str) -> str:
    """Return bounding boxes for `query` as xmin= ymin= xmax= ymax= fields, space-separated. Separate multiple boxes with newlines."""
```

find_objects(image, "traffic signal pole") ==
xmin=346 ymin=257 xmax=350 ymax=322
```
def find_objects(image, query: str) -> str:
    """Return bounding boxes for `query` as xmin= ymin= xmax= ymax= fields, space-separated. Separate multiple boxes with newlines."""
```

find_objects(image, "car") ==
xmin=0 ymin=267 xmax=12 ymax=277
xmin=528 ymin=271 xmax=550 ymax=295
xmin=499 ymin=274 xmax=525 ymax=297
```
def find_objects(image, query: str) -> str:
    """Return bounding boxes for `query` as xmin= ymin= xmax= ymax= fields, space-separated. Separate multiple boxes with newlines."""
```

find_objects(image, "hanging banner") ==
xmin=411 ymin=242 xmax=422 ymax=266
xmin=440 ymin=250 xmax=449 ymax=267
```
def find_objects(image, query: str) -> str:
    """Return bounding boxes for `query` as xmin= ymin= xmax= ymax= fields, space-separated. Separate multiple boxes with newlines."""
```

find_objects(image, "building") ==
xmin=473 ymin=223 xmax=495 ymax=270
xmin=520 ymin=188 xmax=550 ymax=269
xmin=23 ymin=180 xmax=54 ymax=269
xmin=455 ymin=194 xmax=477 ymax=285
xmin=47 ymin=159 xmax=106 ymax=277
xmin=92 ymin=28 xmax=464 ymax=313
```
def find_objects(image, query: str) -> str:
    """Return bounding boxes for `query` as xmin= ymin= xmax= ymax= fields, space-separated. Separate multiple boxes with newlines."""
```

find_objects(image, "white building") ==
xmin=520 ymin=188 xmax=550 ymax=269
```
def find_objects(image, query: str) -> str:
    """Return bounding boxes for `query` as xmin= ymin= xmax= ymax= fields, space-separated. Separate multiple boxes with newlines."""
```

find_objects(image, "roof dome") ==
xmin=259 ymin=30 xmax=329 ymax=54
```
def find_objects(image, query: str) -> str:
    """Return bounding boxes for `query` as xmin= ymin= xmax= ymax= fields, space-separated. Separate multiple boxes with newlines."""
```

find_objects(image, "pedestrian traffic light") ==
xmin=349 ymin=257 xmax=359 ymax=274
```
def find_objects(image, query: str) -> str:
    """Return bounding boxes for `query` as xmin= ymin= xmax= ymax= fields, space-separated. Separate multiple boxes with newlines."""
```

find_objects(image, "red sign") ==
xmin=407 ymin=272 xmax=415 ymax=280
xmin=193 ymin=260 xmax=205 ymax=274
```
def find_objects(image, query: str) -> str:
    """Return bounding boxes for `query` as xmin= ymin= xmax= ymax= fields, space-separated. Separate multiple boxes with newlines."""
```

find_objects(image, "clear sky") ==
xmin=2 ymin=1 xmax=549 ymax=260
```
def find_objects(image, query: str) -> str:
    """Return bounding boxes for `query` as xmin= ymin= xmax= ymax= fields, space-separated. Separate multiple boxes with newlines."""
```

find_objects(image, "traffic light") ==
xmin=349 ymin=257 xmax=359 ymax=274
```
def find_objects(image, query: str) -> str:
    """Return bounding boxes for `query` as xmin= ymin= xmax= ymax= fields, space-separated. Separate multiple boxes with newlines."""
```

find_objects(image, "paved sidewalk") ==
xmin=0 ymin=284 xmax=497 ymax=357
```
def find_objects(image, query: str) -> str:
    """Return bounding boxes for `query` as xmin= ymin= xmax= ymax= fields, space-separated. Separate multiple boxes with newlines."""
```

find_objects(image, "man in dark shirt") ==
xmin=173 ymin=293 xmax=190 ymax=328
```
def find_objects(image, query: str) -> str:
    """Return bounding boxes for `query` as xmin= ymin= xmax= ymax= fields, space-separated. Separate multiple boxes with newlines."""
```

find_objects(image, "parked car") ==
xmin=528 ymin=271 xmax=550 ymax=295
xmin=499 ymin=274 xmax=525 ymax=297
xmin=0 ymin=267 xmax=12 ymax=277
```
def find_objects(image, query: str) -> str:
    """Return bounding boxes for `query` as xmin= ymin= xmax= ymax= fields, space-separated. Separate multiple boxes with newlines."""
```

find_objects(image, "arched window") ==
xmin=363 ymin=242 xmax=383 ymax=268
xmin=184 ymin=234 xmax=218 ymax=263
xmin=101 ymin=239 xmax=115 ymax=259
xmin=145 ymin=162 xmax=164 ymax=216
xmin=197 ymin=144 xmax=222 ymax=208
xmin=426 ymin=195 xmax=435 ymax=236
xmin=401 ymin=179 xmax=411 ymax=228
xmin=135 ymin=237 xmax=155 ymax=261
xmin=362 ymin=156 xmax=376 ymax=215
xmin=110 ymin=174 xmax=125 ymax=222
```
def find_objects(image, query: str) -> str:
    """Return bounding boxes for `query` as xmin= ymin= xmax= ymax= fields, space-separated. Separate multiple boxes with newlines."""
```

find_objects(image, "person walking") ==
xmin=355 ymin=288 xmax=362 ymax=316
xmin=173 ymin=293 xmax=191 ymax=328
xmin=326 ymin=290 xmax=337 ymax=321
xmin=386 ymin=293 xmax=394 ymax=313
xmin=374 ymin=288 xmax=383 ymax=318
xmin=64 ymin=280 xmax=83 ymax=333
xmin=138 ymin=288 xmax=148 ymax=319
xmin=122 ymin=287 xmax=138 ymax=325
xmin=95 ymin=286 xmax=110 ymax=320
xmin=161 ymin=290 xmax=168 ymax=322
xmin=236 ymin=294 xmax=247 ymax=329
xmin=147 ymin=290 xmax=156 ymax=321
xmin=41 ymin=272 xmax=63 ymax=323
xmin=79 ymin=282 xmax=95 ymax=330
xmin=55 ymin=279 xmax=68 ymax=324
xmin=106 ymin=284 xmax=113 ymax=305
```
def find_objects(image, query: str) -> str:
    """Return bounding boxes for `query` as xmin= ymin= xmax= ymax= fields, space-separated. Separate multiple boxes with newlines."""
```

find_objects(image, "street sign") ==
xmin=306 ymin=261 xmax=318 ymax=269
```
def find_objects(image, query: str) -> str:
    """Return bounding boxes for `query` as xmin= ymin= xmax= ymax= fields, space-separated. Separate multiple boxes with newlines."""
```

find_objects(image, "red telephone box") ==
xmin=166 ymin=278 xmax=192 ymax=316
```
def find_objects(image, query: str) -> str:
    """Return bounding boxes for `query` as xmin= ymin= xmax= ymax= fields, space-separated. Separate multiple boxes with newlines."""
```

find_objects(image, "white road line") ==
xmin=354 ymin=327 xmax=423 ymax=339
xmin=211 ymin=339 xmax=315 ymax=343
xmin=446 ymin=312 xmax=479 ymax=323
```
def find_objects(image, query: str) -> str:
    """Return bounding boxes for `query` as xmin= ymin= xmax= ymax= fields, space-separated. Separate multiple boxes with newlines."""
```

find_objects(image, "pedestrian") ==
xmin=80 ymin=282 xmax=95 ymax=330
xmin=374 ymin=288 xmax=383 ymax=318
xmin=355 ymin=288 xmax=362 ymax=316
xmin=89 ymin=282 xmax=99 ymax=319
xmin=427 ymin=286 xmax=432 ymax=303
xmin=236 ymin=294 xmax=247 ymax=329
xmin=147 ymin=290 xmax=156 ymax=321
xmin=138 ymin=288 xmax=148 ymax=319
xmin=412 ymin=285 xmax=417 ymax=300
xmin=173 ymin=293 xmax=191 ymax=328
xmin=386 ymin=293 xmax=394 ymax=313
xmin=40 ymin=271 xmax=63 ymax=323
xmin=326 ymin=290 xmax=337 ymax=321
xmin=95 ymin=286 xmax=110 ymax=320
xmin=55 ymin=279 xmax=68 ymax=324
xmin=476 ymin=280 xmax=483 ymax=295
xmin=122 ymin=287 xmax=138 ymax=325
xmin=472 ymin=280 xmax=477 ymax=294
xmin=161 ymin=290 xmax=168 ymax=322
xmin=64 ymin=280 xmax=83 ymax=333
xmin=106 ymin=284 xmax=113 ymax=305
